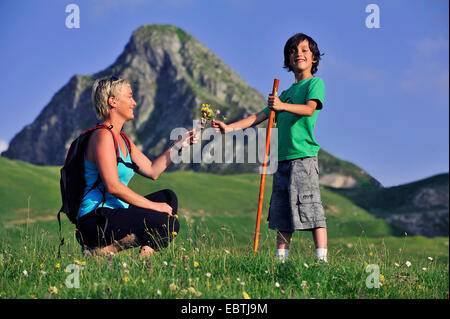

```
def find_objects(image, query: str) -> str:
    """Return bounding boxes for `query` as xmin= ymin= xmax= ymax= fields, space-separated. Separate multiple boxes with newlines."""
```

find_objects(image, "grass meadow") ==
xmin=0 ymin=158 xmax=448 ymax=299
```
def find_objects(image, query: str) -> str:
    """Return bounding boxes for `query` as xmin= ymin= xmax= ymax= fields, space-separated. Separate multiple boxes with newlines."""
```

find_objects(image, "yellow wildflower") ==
xmin=242 ymin=291 xmax=251 ymax=299
xmin=193 ymin=261 xmax=199 ymax=267
xmin=74 ymin=259 xmax=86 ymax=265
xmin=188 ymin=287 xmax=196 ymax=294
xmin=171 ymin=231 xmax=178 ymax=236
xmin=40 ymin=263 xmax=44 ymax=269
xmin=48 ymin=286 xmax=58 ymax=294
xmin=201 ymin=105 xmax=212 ymax=118
xmin=123 ymin=276 xmax=130 ymax=282
xmin=369 ymin=251 xmax=373 ymax=256
xmin=55 ymin=263 xmax=60 ymax=269
xmin=187 ymin=287 xmax=202 ymax=296
xmin=379 ymin=274 xmax=385 ymax=282
xmin=200 ymin=103 xmax=224 ymax=121
xmin=169 ymin=283 xmax=178 ymax=291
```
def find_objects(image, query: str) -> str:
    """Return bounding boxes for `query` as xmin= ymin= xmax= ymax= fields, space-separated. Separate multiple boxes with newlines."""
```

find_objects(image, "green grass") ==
xmin=0 ymin=157 xmax=448 ymax=299
xmin=0 ymin=222 xmax=448 ymax=299
xmin=0 ymin=158 xmax=60 ymax=223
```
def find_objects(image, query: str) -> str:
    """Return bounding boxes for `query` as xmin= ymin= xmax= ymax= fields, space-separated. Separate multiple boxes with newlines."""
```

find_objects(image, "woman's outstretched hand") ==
xmin=179 ymin=128 xmax=202 ymax=148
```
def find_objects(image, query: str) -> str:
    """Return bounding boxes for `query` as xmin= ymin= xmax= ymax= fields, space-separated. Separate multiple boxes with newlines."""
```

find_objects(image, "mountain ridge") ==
xmin=331 ymin=173 xmax=449 ymax=236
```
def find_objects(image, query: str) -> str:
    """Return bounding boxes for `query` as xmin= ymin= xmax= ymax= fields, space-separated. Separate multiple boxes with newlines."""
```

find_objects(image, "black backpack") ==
xmin=57 ymin=124 xmax=138 ymax=256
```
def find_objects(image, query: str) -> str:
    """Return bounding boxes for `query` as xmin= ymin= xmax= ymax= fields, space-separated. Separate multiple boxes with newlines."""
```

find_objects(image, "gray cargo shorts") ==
xmin=267 ymin=156 xmax=326 ymax=232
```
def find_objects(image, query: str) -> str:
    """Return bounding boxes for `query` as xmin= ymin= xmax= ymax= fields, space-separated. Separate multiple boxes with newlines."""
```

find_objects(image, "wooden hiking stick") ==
xmin=253 ymin=78 xmax=279 ymax=253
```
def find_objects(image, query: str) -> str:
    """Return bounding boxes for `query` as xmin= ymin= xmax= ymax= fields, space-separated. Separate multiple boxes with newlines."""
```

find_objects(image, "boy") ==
xmin=212 ymin=33 xmax=327 ymax=262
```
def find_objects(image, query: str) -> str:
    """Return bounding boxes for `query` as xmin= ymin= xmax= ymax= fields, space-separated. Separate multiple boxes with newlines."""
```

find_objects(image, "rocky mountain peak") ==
xmin=3 ymin=24 xmax=265 ymax=165
xmin=2 ymin=24 xmax=381 ymax=188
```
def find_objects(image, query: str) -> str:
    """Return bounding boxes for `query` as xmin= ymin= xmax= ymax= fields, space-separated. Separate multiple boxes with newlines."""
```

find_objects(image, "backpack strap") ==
xmin=85 ymin=124 xmax=138 ymax=187
xmin=120 ymin=131 xmax=132 ymax=155
xmin=57 ymin=209 xmax=64 ymax=258
xmin=118 ymin=130 xmax=139 ymax=172
xmin=98 ymin=124 xmax=120 ymax=159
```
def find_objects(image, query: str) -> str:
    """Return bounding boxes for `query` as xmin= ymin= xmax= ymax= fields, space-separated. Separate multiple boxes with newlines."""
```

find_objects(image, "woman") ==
xmin=76 ymin=76 xmax=199 ymax=258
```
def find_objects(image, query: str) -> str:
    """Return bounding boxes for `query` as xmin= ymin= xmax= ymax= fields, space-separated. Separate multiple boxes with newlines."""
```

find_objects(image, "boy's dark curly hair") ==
xmin=283 ymin=33 xmax=323 ymax=74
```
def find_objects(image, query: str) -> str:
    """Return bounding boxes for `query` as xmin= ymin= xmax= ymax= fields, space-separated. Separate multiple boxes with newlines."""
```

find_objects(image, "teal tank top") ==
xmin=78 ymin=138 xmax=135 ymax=218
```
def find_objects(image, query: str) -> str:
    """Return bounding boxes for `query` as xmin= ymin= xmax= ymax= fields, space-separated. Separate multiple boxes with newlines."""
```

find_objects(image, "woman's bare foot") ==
xmin=83 ymin=246 xmax=114 ymax=257
xmin=83 ymin=234 xmax=139 ymax=257
xmin=139 ymin=245 xmax=154 ymax=258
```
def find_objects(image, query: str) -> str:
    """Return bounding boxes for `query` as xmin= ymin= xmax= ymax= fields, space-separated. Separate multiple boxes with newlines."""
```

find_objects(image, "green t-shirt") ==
xmin=263 ymin=77 xmax=325 ymax=161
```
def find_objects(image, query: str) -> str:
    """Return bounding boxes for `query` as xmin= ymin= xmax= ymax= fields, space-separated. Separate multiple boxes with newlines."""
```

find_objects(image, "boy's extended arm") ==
xmin=212 ymin=111 xmax=268 ymax=133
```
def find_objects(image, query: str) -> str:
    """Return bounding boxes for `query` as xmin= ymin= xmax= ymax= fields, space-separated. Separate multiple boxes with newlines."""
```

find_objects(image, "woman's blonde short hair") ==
xmin=91 ymin=76 xmax=130 ymax=119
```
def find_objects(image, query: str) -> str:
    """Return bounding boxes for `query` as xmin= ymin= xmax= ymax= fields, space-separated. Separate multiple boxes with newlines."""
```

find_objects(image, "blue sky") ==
xmin=0 ymin=0 xmax=448 ymax=187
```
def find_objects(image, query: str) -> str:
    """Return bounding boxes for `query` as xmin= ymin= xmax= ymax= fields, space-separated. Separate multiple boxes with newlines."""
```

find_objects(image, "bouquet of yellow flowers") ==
xmin=200 ymin=103 xmax=226 ymax=126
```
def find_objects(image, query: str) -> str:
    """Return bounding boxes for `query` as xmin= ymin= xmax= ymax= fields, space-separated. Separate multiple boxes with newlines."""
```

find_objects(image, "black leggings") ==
xmin=76 ymin=189 xmax=180 ymax=251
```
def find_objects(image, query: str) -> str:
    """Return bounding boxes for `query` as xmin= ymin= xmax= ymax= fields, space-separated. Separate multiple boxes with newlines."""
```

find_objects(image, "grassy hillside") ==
xmin=0 ymin=157 xmax=396 ymax=240
xmin=0 ymin=220 xmax=448 ymax=299
xmin=318 ymin=149 xmax=382 ymax=188
xmin=330 ymin=173 xmax=449 ymax=237
xmin=0 ymin=158 xmax=61 ymax=223
xmin=332 ymin=173 xmax=449 ymax=216
xmin=0 ymin=157 xmax=448 ymax=299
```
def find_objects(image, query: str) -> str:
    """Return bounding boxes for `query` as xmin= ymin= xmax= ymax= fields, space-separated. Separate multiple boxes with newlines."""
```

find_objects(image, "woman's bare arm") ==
xmin=88 ymin=129 xmax=173 ymax=215
xmin=130 ymin=129 xmax=199 ymax=180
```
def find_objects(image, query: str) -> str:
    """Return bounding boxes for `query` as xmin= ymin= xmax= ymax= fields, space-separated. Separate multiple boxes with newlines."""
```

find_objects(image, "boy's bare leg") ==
xmin=312 ymin=227 xmax=328 ymax=262
xmin=277 ymin=231 xmax=293 ymax=249
xmin=276 ymin=231 xmax=292 ymax=261
xmin=312 ymin=227 xmax=327 ymax=248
